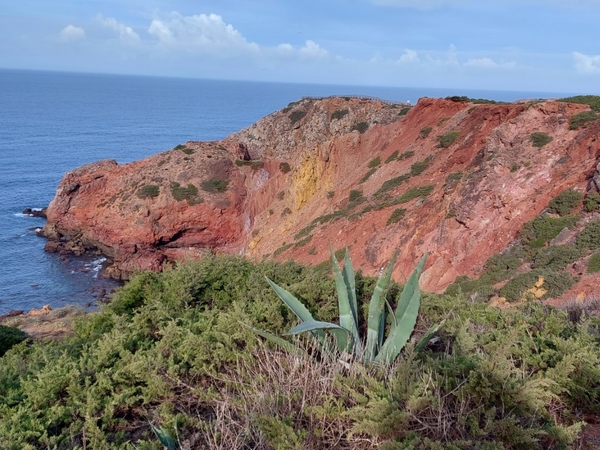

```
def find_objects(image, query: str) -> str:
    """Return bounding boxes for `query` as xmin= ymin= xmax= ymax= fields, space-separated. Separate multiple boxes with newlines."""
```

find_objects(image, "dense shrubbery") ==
xmin=0 ymin=325 xmax=28 ymax=357
xmin=136 ymin=184 xmax=160 ymax=199
xmin=569 ymin=110 xmax=599 ymax=130
xmin=558 ymin=95 xmax=600 ymax=112
xmin=0 ymin=255 xmax=598 ymax=448
xmin=547 ymin=189 xmax=582 ymax=216
xmin=530 ymin=132 xmax=553 ymax=148
xmin=351 ymin=122 xmax=369 ymax=133
xmin=437 ymin=130 xmax=460 ymax=148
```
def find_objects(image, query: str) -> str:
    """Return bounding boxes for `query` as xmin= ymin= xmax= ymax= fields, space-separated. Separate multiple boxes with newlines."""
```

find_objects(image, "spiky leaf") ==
xmin=376 ymin=253 xmax=427 ymax=364
xmin=364 ymin=250 xmax=398 ymax=361
xmin=265 ymin=277 xmax=326 ymax=343
xmin=329 ymin=246 xmax=359 ymax=353
xmin=250 ymin=326 xmax=304 ymax=355
xmin=286 ymin=320 xmax=352 ymax=354
xmin=415 ymin=320 xmax=445 ymax=352
xmin=150 ymin=424 xmax=178 ymax=450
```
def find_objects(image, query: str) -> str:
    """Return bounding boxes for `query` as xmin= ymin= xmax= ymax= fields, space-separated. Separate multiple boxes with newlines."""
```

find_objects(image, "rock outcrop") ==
xmin=42 ymin=96 xmax=600 ymax=299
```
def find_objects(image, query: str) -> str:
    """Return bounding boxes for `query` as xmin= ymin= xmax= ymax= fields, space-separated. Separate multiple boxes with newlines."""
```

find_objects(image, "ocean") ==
xmin=0 ymin=68 xmax=575 ymax=314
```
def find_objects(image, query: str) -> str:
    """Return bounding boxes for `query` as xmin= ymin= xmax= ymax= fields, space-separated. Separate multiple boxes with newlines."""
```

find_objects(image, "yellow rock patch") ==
xmin=291 ymin=150 xmax=324 ymax=210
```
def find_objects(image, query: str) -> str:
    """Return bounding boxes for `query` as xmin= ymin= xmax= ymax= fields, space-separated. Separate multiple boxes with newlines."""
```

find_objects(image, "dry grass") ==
xmin=201 ymin=340 xmax=381 ymax=450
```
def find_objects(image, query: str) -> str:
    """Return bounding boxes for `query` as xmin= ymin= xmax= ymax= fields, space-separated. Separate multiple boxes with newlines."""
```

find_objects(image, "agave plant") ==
xmin=257 ymin=247 xmax=433 ymax=364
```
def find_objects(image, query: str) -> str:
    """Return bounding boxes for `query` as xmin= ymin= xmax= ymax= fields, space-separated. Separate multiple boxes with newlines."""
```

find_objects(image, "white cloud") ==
xmin=59 ymin=25 xmax=85 ymax=43
xmin=148 ymin=13 xmax=258 ymax=53
xmin=573 ymin=51 xmax=600 ymax=74
xmin=465 ymin=57 xmax=516 ymax=69
xmin=97 ymin=14 xmax=140 ymax=46
xmin=398 ymin=49 xmax=419 ymax=63
xmin=299 ymin=40 xmax=328 ymax=58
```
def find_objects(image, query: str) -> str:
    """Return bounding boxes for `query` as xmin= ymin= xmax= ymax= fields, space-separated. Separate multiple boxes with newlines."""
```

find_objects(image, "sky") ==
xmin=1 ymin=0 xmax=600 ymax=94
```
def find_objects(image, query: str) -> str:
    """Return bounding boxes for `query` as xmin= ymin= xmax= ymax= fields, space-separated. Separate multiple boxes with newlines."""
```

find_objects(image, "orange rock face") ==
xmin=42 ymin=96 xmax=600 ymax=299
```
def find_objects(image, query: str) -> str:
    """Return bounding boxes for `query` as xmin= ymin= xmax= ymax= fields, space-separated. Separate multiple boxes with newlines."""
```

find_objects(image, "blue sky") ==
xmin=1 ymin=0 xmax=599 ymax=93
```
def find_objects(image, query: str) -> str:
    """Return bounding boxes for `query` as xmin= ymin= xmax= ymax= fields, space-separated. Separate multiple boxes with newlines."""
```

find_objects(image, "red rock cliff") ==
xmin=42 ymin=96 xmax=600 ymax=298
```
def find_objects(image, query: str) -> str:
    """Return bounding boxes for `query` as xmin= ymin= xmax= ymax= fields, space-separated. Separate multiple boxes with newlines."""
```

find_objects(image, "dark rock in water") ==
xmin=23 ymin=207 xmax=47 ymax=218
xmin=0 ymin=310 xmax=24 ymax=320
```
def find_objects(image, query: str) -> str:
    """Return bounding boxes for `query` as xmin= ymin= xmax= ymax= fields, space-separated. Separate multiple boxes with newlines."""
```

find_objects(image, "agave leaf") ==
xmin=265 ymin=277 xmax=326 ymax=343
xmin=150 ymin=424 xmax=178 ymax=450
xmin=286 ymin=320 xmax=352 ymax=354
xmin=342 ymin=248 xmax=359 ymax=330
xmin=329 ymin=246 xmax=359 ymax=353
xmin=249 ymin=326 xmax=305 ymax=356
xmin=415 ymin=320 xmax=445 ymax=352
xmin=364 ymin=250 xmax=398 ymax=361
xmin=376 ymin=253 xmax=427 ymax=364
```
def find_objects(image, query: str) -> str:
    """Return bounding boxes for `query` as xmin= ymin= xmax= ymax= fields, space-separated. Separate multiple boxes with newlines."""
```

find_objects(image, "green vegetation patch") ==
xmin=294 ymin=235 xmax=313 ymax=248
xmin=384 ymin=150 xmax=399 ymax=164
xmin=575 ymin=220 xmax=600 ymax=251
xmin=531 ymin=245 xmax=582 ymax=271
xmin=170 ymin=182 xmax=203 ymax=204
xmin=587 ymin=252 xmax=600 ymax=273
xmin=398 ymin=150 xmax=415 ymax=160
xmin=398 ymin=106 xmax=411 ymax=116
xmin=445 ymin=95 xmax=506 ymax=104
xmin=273 ymin=242 xmax=293 ymax=256
xmin=279 ymin=162 xmax=291 ymax=174
xmin=386 ymin=208 xmax=406 ymax=226
xmin=367 ymin=156 xmax=381 ymax=169
xmin=294 ymin=223 xmax=317 ymax=240
xmin=419 ymin=126 xmax=433 ymax=138
xmin=180 ymin=147 xmax=195 ymax=155
xmin=397 ymin=185 xmax=435 ymax=204
xmin=289 ymin=110 xmax=307 ymax=124
xmin=520 ymin=214 xmax=579 ymax=249
xmin=173 ymin=144 xmax=186 ymax=150
xmin=330 ymin=109 xmax=349 ymax=120
xmin=437 ymin=130 xmax=460 ymax=148
xmin=585 ymin=193 xmax=600 ymax=212
xmin=410 ymin=157 xmax=432 ymax=176
xmin=569 ymin=110 xmax=599 ymax=130
xmin=351 ymin=122 xmax=369 ymax=134
xmin=374 ymin=173 xmax=411 ymax=197
xmin=348 ymin=189 xmax=365 ymax=204
xmin=201 ymin=179 xmax=229 ymax=193
xmin=236 ymin=160 xmax=264 ymax=169
xmin=0 ymin=254 xmax=598 ymax=448
xmin=0 ymin=325 xmax=28 ymax=357
xmin=359 ymin=168 xmax=377 ymax=184
xmin=499 ymin=269 xmax=576 ymax=302
xmin=558 ymin=95 xmax=600 ymax=111
xmin=136 ymin=184 xmax=160 ymax=199
xmin=530 ymin=132 xmax=553 ymax=148
xmin=548 ymin=190 xmax=582 ymax=216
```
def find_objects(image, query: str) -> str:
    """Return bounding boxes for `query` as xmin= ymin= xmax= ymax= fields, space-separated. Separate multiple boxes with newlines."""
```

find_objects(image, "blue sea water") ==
xmin=0 ymin=68 xmax=575 ymax=314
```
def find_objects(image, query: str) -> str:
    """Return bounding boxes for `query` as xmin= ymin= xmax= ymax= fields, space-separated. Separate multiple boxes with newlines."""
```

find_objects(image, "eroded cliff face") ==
xmin=42 ymin=96 xmax=600 ymax=299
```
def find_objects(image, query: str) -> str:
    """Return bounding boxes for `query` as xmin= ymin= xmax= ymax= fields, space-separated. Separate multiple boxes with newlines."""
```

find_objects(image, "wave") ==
xmin=85 ymin=257 xmax=107 ymax=279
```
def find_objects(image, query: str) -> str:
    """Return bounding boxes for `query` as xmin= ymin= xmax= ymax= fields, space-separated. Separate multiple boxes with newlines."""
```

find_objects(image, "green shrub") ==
xmin=548 ymin=190 xmax=582 ymax=216
xmin=173 ymin=144 xmax=186 ymax=150
xmin=201 ymin=179 xmax=229 ymax=193
xmin=585 ymin=193 xmax=600 ymax=212
xmin=180 ymin=147 xmax=194 ymax=155
xmin=575 ymin=220 xmax=600 ymax=251
xmin=279 ymin=162 xmax=291 ymax=173
xmin=520 ymin=214 xmax=579 ymax=248
xmin=530 ymin=132 xmax=553 ymax=148
xmin=437 ymin=117 xmax=451 ymax=126
xmin=294 ymin=224 xmax=316 ymax=240
xmin=274 ymin=243 xmax=293 ymax=256
xmin=289 ymin=110 xmax=307 ymax=124
xmin=136 ymin=184 xmax=160 ymax=199
xmin=445 ymin=172 xmax=463 ymax=185
xmin=359 ymin=168 xmax=377 ymax=184
xmin=531 ymin=245 xmax=582 ymax=271
xmin=170 ymin=182 xmax=202 ymax=204
xmin=558 ymin=95 xmax=600 ymax=111
xmin=482 ymin=248 xmax=525 ymax=284
xmin=0 ymin=325 xmax=27 ymax=357
xmin=398 ymin=107 xmax=411 ymax=116
xmin=384 ymin=150 xmax=399 ymax=164
xmin=397 ymin=184 xmax=434 ymax=203
xmin=410 ymin=157 xmax=431 ymax=176
xmin=587 ymin=252 xmax=600 ymax=273
xmin=351 ymin=122 xmax=369 ymax=134
xmin=419 ymin=126 xmax=433 ymax=138
xmin=326 ymin=191 xmax=334 ymax=199
xmin=437 ymin=130 xmax=460 ymax=148
xmin=375 ymin=174 xmax=411 ymax=197
xmin=499 ymin=269 xmax=576 ymax=301
xmin=250 ymin=161 xmax=264 ymax=169
xmin=386 ymin=208 xmax=406 ymax=226
xmin=330 ymin=109 xmax=349 ymax=120
xmin=368 ymin=156 xmax=381 ymax=168
xmin=398 ymin=150 xmax=415 ymax=160
xmin=294 ymin=235 xmax=313 ymax=248
xmin=348 ymin=189 xmax=364 ymax=203
xmin=569 ymin=110 xmax=599 ymax=130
